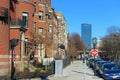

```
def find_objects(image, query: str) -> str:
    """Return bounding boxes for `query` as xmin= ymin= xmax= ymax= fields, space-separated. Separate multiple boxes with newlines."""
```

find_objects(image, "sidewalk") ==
xmin=47 ymin=60 xmax=103 ymax=80
xmin=21 ymin=60 xmax=103 ymax=80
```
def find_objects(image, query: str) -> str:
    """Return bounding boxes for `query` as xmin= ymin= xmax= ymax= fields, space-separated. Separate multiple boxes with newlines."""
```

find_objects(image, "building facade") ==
xmin=33 ymin=0 xmax=49 ymax=63
xmin=81 ymin=23 xmax=92 ymax=49
xmin=56 ymin=12 xmax=68 ymax=59
xmin=0 ymin=0 xmax=9 ymax=76
xmin=10 ymin=0 xmax=35 ymax=72
xmin=0 ymin=0 xmax=69 ymax=77
xmin=33 ymin=0 xmax=59 ymax=61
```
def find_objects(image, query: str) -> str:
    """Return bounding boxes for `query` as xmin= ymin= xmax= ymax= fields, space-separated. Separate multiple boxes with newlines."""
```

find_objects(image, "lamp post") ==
xmin=92 ymin=37 xmax=97 ymax=49
xmin=92 ymin=37 xmax=97 ymax=76
xmin=10 ymin=38 xmax=19 ymax=80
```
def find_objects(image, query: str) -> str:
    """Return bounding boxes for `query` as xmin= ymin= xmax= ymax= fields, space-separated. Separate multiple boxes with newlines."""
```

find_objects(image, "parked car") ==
xmin=91 ymin=58 xmax=103 ymax=69
xmin=97 ymin=61 xmax=111 ymax=75
xmin=114 ymin=59 xmax=120 ymax=67
xmin=95 ymin=60 xmax=106 ymax=72
xmin=87 ymin=57 xmax=103 ymax=68
xmin=86 ymin=57 xmax=94 ymax=67
xmin=100 ymin=62 xmax=120 ymax=80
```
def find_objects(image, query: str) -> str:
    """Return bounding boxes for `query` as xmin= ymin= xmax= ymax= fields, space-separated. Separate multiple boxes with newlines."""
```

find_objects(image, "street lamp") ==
xmin=10 ymin=38 xmax=19 ymax=80
xmin=92 ymin=37 xmax=97 ymax=49
xmin=92 ymin=37 xmax=97 ymax=76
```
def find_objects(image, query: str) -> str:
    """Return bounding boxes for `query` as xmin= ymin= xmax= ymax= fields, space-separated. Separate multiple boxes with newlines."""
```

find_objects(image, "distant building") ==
xmin=81 ymin=23 xmax=92 ymax=48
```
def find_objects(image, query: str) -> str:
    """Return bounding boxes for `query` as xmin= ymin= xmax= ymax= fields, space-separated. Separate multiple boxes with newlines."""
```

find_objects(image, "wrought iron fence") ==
xmin=63 ymin=56 xmax=71 ymax=68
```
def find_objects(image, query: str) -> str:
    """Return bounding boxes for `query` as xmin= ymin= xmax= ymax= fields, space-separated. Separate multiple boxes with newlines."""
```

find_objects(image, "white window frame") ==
xmin=25 ymin=38 xmax=28 ymax=55
xmin=22 ymin=12 xmax=28 ymax=28
xmin=38 ymin=28 xmax=43 ymax=34
xmin=39 ymin=11 xmax=44 ymax=21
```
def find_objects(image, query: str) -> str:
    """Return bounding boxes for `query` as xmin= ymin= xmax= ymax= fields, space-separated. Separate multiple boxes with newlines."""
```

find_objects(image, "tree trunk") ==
xmin=27 ymin=46 xmax=36 ymax=66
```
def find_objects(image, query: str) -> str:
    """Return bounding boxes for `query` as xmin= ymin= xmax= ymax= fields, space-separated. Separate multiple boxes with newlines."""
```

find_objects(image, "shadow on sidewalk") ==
xmin=72 ymin=70 xmax=93 ymax=76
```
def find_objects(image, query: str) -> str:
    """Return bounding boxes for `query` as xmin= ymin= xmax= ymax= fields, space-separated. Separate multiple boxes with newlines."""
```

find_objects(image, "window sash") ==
xmin=39 ymin=28 xmax=43 ymax=34
xmin=39 ymin=11 xmax=44 ymax=20
xmin=25 ymin=38 xmax=28 ymax=55
xmin=40 ymin=0 xmax=44 ymax=4
xmin=23 ymin=0 xmax=28 ymax=2
xmin=22 ymin=12 xmax=28 ymax=28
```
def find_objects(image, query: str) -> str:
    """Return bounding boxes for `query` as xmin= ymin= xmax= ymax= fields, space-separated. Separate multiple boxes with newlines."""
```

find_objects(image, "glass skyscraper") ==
xmin=81 ymin=23 xmax=92 ymax=48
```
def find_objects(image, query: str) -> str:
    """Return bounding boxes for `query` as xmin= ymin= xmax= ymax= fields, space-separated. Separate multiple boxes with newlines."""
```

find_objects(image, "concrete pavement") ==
xmin=47 ymin=60 xmax=103 ymax=80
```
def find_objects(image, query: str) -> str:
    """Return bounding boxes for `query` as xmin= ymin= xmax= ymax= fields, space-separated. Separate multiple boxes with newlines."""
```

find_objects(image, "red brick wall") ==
xmin=10 ymin=0 xmax=35 ymax=72
xmin=10 ymin=29 xmax=20 ymax=60
xmin=17 ymin=2 xmax=34 ymax=36
xmin=0 ymin=0 xmax=10 ymax=76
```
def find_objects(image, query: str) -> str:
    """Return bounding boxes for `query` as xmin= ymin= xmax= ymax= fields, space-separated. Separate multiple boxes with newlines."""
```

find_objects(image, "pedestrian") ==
xmin=82 ymin=54 xmax=85 ymax=63
xmin=70 ymin=56 xmax=73 ymax=63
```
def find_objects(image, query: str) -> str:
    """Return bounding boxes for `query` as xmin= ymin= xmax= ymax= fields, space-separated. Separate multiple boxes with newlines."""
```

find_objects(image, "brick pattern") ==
xmin=0 ymin=0 xmax=9 ymax=76
xmin=10 ymin=0 xmax=35 ymax=72
xmin=0 ymin=55 xmax=10 ymax=76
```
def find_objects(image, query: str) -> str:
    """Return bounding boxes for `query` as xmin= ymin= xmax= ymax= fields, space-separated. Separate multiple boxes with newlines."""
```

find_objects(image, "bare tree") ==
xmin=101 ymin=26 xmax=120 ymax=61
xmin=71 ymin=33 xmax=85 ymax=51
xmin=27 ymin=32 xmax=52 ymax=63
xmin=67 ymin=33 xmax=85 ymax=59
xmin=107 ymin=26 xmax=120 ymax=34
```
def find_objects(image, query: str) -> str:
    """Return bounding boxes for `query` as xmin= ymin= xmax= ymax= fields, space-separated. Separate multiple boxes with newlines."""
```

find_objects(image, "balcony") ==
xmin=10 ymin=18 xmax=27 ymax=31
xmin=0 ymin=6 xmax=8 ymax=18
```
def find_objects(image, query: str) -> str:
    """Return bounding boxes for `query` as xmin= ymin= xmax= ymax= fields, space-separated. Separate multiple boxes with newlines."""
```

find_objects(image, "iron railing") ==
xmin=10 ymin=18 xmax=27 ymax=30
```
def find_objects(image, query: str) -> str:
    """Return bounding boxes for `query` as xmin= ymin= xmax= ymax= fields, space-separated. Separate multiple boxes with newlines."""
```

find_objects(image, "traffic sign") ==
xmin=91 ymin=49 xmax=98 ymax=57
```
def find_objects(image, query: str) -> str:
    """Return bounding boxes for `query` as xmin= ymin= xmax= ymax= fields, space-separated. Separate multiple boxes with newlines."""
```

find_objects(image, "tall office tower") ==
xmin=81 ymin=23 xmax=92 ymax=48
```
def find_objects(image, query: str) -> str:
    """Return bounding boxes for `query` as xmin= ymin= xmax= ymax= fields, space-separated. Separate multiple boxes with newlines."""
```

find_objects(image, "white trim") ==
xmin=0 ymin=55 xmax=9 ymax=58
xmin=0 ymin=62 xmax=9 ymax=65
xmin=22 ymin=12 xmax=28 ymax=16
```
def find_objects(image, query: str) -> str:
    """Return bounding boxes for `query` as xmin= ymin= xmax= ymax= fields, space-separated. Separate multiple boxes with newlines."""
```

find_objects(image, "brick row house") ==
xmin=33 ymin=0 xmax=57 ymax=63
xmin=56 ymin=12 xmax=68 ymax=59
xmin=10 ymin=0 xmax=35 ymax=73
xmin=0 ymin=0 xmax=69 ymax=77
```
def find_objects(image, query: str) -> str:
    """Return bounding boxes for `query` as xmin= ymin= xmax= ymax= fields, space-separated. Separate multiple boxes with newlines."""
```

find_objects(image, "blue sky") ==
xmin=52 ymin=0 xmax=120 ymax=39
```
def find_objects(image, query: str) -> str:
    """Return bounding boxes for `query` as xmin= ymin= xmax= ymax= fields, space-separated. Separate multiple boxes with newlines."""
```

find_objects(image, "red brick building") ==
xmin=10 ymin=0 xmax=35 ymax=71
xmin=33 ymin=0 xmax=59 ymax=61
xmin=0 ymin=0 xmax=61 ymax=76
xmin=33 ymin=0 xmax=48 ymax=62
xmin=0 ymin=0 xmax=10 ymax=76
xmin=50 ymin=9 xmax=59 ymax=59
